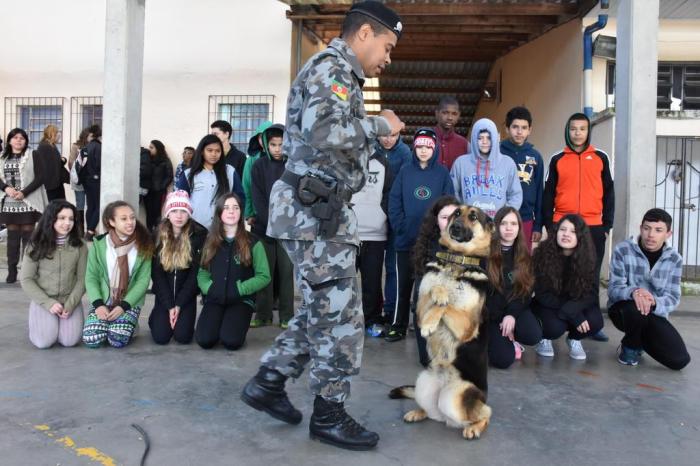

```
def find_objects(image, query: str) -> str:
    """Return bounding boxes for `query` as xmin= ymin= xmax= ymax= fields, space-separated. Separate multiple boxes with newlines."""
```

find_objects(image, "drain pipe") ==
xmin=583 ymin=0 xmax=609 ymax=117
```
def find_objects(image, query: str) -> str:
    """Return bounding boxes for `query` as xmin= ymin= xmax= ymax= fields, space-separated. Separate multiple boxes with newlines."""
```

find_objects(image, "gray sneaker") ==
xmin=535 ymin=339 xmax=554 ymax=357
xmin=567 ymin=338 xmax=587 ymax=360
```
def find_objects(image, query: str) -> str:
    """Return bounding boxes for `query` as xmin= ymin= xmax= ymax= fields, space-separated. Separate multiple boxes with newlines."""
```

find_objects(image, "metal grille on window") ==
xmin=70 ymin=97 xmax=103 ymax=145
xmin=208 ymin=95 xmax=275 ymax=152
xmin=3 ymin=97 xmax=65 ymax=153
xmin=656 ymin=136 xmax=700 ymax=279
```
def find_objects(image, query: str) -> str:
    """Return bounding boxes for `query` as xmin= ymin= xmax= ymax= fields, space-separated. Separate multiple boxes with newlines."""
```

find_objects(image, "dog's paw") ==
xmin=462 ymin=419 xmax=489 ymax=440
xmin=430 ymin=286 xmax=450 ymax=307
xmin=403 ymin=409 xmax=427 ymax=423
xmin=420 ymin=321 xmax=439 ymax=338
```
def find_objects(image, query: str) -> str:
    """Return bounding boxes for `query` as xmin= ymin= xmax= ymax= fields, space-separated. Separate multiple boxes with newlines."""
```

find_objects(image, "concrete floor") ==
xmin=0 ymin=280 xmax=699 ymax=466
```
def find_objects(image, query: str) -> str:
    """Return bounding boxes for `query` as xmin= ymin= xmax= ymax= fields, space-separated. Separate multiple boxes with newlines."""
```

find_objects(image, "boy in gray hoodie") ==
xmin=450 ymin=118 xmax=522 ymax=218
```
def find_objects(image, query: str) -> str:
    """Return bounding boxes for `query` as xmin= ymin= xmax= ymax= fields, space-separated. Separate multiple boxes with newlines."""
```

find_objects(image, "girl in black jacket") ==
xmin=143 ymin=140 xmax=174 ymax=231
xmin=485 ymin=207 xmax=542 ymax=369
xmin=149 ymin=191 xmax=207 ymax=344
xmin=532 ymin=214 xmax=604 ymax=361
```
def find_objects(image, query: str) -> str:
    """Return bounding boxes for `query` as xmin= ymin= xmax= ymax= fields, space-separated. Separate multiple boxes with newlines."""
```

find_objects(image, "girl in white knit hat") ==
xmin=148 ymin=190 xmax=208 ymax=344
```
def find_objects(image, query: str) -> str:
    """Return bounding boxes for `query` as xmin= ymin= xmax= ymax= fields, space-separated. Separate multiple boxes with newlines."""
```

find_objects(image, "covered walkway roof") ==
xmin=280 ymin=0 xmax=597 ymax=135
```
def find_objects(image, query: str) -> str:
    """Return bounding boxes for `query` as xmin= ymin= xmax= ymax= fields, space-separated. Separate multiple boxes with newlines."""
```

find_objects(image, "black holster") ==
xmin=281 ymin=170 xmax=352 ymax=238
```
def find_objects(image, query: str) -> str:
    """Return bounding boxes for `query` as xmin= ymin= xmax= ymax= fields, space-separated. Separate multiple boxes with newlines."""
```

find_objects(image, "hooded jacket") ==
xmin=351 ymin=150 xmax=393 ymax=241
xmin=450 ymin=119 xmax=522 ymax=218
xmin=500 ymin=139 xmax=544 ymax=231
xmin=373 ymin=136 xmax=411 ymax=178
xmin=389 ymin=132 xmax=454 ymax=252
xmin=242 ymin=121 xmax=273 ymax=219
xmin=542 ymin=113 xmax=614 ymax=231
xmin=251 ymin=124 xmax=287 ymax=238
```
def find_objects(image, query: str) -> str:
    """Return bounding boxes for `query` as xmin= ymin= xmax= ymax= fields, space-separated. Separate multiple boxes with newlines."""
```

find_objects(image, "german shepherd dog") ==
xmin=390 ymin=205 xmax=493 ymax=439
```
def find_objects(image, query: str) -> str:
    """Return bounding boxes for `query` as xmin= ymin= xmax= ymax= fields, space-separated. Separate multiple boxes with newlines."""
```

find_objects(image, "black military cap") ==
xmin=348 ymin=1 xmax=403 ymax=39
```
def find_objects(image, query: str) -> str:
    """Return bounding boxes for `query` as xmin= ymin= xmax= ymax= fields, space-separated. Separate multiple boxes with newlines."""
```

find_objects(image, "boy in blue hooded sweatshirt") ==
xmin=500 ymin=107 xmax=544 ymax=251
xmin=450 ymin=118 xmax=522 ymax=219
xmin=374 ymin=131 xmax=412 ymax=324
xmin=386 ymin=128 xmax=454 ymax=342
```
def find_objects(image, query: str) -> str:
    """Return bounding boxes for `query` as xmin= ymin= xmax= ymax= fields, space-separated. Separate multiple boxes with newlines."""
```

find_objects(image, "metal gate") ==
xmin=656 ymin=136 xmax=700 ymax=279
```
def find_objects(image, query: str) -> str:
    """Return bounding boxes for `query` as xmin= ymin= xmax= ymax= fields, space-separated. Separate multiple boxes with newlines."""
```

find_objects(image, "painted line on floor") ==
xmin=31 ymin=424 xmax=118 ymax=466
xmin=577 ymin=370 xmax=599 ymax=377
xmin=636 ymin=383 xmax=664 ymax=392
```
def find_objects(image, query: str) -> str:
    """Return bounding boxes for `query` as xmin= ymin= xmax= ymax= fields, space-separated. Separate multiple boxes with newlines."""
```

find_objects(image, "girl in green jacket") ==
xmin=21 ymin=200 xmax=88 ymax=348
xmin=82 ymin=201 xmax=154 ymax=348
xmin=196 ymin=193 xmax=270 ymax=350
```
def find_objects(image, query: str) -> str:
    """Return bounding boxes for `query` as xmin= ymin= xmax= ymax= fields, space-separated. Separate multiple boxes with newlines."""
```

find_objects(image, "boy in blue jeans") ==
xmin=386 ymin=128 xmax=454 ymax=342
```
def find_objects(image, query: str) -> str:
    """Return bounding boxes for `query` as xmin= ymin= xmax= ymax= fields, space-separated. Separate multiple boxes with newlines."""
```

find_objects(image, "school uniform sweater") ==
xmin=20 ymin=242 xmax=88 ymax=312
xmin=197 ymin=236 xmax=271 ymax=308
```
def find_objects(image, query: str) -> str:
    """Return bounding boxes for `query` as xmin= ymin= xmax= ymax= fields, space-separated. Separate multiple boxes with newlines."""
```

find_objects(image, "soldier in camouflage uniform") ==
xmin=241 ymin=1 xmax=404 ymax=451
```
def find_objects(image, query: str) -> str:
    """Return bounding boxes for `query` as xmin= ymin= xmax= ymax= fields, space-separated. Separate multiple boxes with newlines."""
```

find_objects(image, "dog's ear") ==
xmin=485 ymin=215 xmax=495 ymax=233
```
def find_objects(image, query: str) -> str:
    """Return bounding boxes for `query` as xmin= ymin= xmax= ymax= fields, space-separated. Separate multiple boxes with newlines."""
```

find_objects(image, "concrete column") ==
xmin=612 ymin=0 xmax=659 ymax=246
xmin=100 ymin=0 xmax=145 ymax=211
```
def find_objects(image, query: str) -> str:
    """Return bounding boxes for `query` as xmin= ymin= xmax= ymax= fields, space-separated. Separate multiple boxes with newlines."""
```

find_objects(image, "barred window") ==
xmin=70 ymin=96 xmax=103 ymax=145
xmin=208 ymin=95 xmax=275 ymax=152
xmin=4 ymin=97 xmax=65 ymax=152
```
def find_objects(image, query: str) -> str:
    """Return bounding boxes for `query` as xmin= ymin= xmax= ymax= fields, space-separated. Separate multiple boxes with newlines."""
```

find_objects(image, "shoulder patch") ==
xmin=331 ymin=80 xmax=349 ymax=101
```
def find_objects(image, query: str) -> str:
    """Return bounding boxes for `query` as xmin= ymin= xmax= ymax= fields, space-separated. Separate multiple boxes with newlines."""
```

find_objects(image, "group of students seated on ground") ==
xmin=6 ymin=101 xmax=691 ymax=371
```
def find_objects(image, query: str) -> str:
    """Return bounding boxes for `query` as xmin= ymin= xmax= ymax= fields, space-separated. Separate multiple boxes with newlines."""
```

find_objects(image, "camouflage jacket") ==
xmin=267 ymin=37 xmax=391 ymax=245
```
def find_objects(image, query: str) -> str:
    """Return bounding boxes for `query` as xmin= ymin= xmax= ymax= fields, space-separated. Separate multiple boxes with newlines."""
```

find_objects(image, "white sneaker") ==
xmin=535 ymin=339 xmax=554 ymax=357
xmin=567 ymin=338 xmax=587 ymax=360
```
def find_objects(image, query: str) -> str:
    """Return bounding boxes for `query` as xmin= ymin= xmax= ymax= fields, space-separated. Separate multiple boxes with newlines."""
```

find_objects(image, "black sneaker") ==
xmin=591 ymin=329 xmax=609 ymax=342
xmin=384 ymin=328 xmax=405 ymax=342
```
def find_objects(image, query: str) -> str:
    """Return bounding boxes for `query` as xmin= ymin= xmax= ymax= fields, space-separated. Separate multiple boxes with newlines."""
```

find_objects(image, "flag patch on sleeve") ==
xmin=331 ymin=80 xmax=349 ymax=101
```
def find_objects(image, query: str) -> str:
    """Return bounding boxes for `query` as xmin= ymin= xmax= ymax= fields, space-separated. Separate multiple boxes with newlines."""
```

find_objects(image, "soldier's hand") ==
xmin=379 ymin=109 xmax=405 ymax=135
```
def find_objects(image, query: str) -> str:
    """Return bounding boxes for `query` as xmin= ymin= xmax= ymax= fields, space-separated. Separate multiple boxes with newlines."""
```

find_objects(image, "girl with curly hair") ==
xmin=485 ymin=207 xmax=542 ymax=368
xmin=21 ymin=200 xmax=87 ymax=348
xmin=532 ymin=214 xmax=604 ymax=360
xmin=82 ymin=201 xmax=154 ymax=348
xmin=411 ymin=195 xmax=461 ymax=366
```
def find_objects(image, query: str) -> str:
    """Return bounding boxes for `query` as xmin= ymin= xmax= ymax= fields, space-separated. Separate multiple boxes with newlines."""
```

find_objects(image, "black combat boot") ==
xmin=309 ymin=396 xmax=379 ymax=451
xmin=5 ymin=230 xmax=20 ymax=283
xmin=241 ymin=366 xmax=302 ymax=425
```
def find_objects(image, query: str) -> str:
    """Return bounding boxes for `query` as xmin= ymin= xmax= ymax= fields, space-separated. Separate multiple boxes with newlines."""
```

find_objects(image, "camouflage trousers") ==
xmin=260 ymin=239 xmax=364 ymax=402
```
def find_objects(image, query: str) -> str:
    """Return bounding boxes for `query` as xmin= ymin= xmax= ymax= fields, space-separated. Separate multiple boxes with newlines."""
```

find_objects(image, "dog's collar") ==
xmin=435 ymin=251 xmax=481 ymax=267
